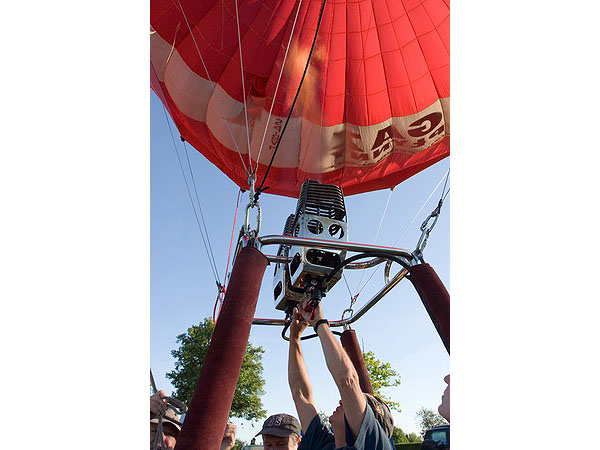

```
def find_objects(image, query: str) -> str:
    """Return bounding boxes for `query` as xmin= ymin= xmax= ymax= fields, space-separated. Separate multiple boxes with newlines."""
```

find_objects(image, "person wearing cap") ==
xmin=150 ymin=406 xmax=182 ymax=450
xmin=288 ymin=298 xmax=394 ymax=449
xmin=150 ymin=390 xmax=237 ymax=450
xmin=255 ymin=413 xmax=302 ymax=449
xmin=438 ymin=374 xmax=450 ymax=422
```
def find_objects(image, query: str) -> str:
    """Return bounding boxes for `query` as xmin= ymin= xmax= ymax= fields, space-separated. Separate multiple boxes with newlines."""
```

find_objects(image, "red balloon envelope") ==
xmin=151 ymin=0 xmax=449 ymax=197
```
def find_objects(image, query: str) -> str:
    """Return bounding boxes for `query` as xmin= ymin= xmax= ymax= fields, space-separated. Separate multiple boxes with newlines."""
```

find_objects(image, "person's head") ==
xmin=150 ymin=409 xmax=182 ymax=450
xmin=329 ymin=401 xmax=345 ymax=433
xmin=256 ymin=413 xmax=302 ymax=449
xmin=438 ymin=374 xmax=450 ymax=422
xmin=365 ymin=394 xmax=394 ymax=438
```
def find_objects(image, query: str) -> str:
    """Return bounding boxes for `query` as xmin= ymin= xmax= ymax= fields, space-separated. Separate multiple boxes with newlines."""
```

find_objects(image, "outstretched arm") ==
xmin=220 ymin=422 xmax=237 ymax=450
xmin=150 ymin=390 xmax=168 ymax=418
xmin=298 ymin=299 xmax=366 ymax=439
xmin=288 ymin=307 xmax=318 ymax=433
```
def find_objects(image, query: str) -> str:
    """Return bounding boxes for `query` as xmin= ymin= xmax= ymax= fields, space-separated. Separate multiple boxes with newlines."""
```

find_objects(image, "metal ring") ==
xmin=384 ymin=259 xmax=392 ymax=284
xmin=244 ymin=202 xmax=262 ymax=235
xmin=341 ymin=308 xmax=354 ymax=322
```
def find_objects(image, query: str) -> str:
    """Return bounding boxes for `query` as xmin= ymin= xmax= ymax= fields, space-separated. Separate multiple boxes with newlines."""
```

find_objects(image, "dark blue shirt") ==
xmin=298 ymin=414 xmax=336 ymax=450
xmin=298 ymin=405 xmax=393 ymax=450
xmin=343 ymin=404 xmax=394 ymax=450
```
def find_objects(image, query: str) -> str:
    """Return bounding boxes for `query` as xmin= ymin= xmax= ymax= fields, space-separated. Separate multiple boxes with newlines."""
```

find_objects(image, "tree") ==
xmin=318 ymin=410 xmax=331 ymax=429
xmin=233 ymin=439 xmax=246 ymax=450
xmin=363 ymin=350 xmax=402 ymax=411
xmin=415 ymin=407 xmax=448 ymax=437
xmin=166 ymin=318 xmax=267 ymax=421
xmin=392 ymin=426 xmax=422 ymax=444
xmin=407 ymin=432 xmax=421 ymax=443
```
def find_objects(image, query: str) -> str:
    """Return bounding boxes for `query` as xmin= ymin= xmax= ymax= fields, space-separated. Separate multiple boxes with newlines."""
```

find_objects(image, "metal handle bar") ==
xmin=264 ymin=253 xmax=388 ymax=270
xmin=257 ymin=235 xmax=415 ymax=261
xmin=252 ymin=267 xmax=409 ymax=328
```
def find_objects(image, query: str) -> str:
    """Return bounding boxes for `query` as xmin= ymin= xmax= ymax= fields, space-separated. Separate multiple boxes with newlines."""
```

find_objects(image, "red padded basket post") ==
xmin=174 ymin=246 xmax=268 ymax=450
xmin=340 ymin=329 xmax=374 ymax=395
xmin=407 ymin=263 xmax=450 ymax=353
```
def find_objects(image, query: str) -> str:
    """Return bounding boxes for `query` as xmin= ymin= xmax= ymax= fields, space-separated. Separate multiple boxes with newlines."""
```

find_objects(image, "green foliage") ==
xmin=406 ymin=432 xmax=420 ymax=443
xmin=166 ymin=318 xmax=267 ymax=421
xmin=415 ymin=407 xmax=448 ymax=437
xmin=318 ymin=410 xmax=331 ymax=429
xmin=362 ymin=350 xmax=402 ymax=411
xmin=392 ymin=426 xmax=422 ymax=444
xmin=392 ymin=426 xmax=409 ymax=444
xmin=233 ymin=438 xmax=246 ymax=450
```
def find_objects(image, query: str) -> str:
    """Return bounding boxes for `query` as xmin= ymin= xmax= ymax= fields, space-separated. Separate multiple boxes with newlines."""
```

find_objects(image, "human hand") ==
xmin=150 ymin=390 xmax=168 ymax=418
xmin=220 ymin=422 xmax=237 ymax=450
xmin=298 ymin=298 xmax=325 ymax=326
xmin=289 ymin=306 xmax=309 ymax=340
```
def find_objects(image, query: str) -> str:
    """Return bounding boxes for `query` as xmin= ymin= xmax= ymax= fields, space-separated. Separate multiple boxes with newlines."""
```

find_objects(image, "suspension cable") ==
xmin=342 ymin=273 xmax=354 ymax=298
xmin=355 ymin=187 xmax=395 ymax=293
xmin=213 ymin=188 xmax=243 ymax=323
xmin=183 ymin=141 xmax=220 ymax=281
xmin=161 ymin=104 xmax=221 ymax=285
xmin=355 ymin=169 xmax=450 ymax=297
xmin=254 ymin=0 xmax=305 ymax=173
xmin=255 ymin=0 xmax=328 ymax=200
xmin=393 ymin=169 xmax=450 ymax=247
xmin=414 ymin=170 xmax=450 ymax=260
xmin=233 ymin=0 xmax=254 ymax=173
xmin=175 ymin=0 xmax=251 ymax=177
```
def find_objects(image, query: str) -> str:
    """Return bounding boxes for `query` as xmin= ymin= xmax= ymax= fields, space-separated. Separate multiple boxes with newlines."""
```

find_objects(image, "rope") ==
xmin=213 ymin=189 xmax=243 ymax=323
xmin=234 ymin=0 xmax=254 ymax=173
xmin=183 ymin=141 xmax=220 ymax=281
xmin=342 ymin=273 xmax=354 ymax=298
xmin=161 ymin=104 xmax=221 ymax=284
xmin=175 ymin=0 xmax=251 ymax=177
xmin=355 ymin=187 xmax=395 ymax=293
xmin=355 ymin=169 xmax=450 ymax=297
xmin=150 ymin=368 xmax=158 ymax=394
xmin=392 ymin=169 xmax=449 ymax=247
xmin=255 ymin=0 xmax=328 ymax=200
xmin=150 ymin=371 xmax=187 ymax=450
xmin=153 ymin=414 xmax=165 ymax=450
xmin=254 ymin=0 xmax=305 ymax=172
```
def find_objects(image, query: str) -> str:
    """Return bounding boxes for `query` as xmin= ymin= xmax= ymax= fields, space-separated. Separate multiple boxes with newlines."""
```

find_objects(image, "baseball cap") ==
xmin=365 ymin=393 xmax=394 ymax=438
xmin=255 ymin=413 xmax=301 ymax=438
xmin=150 ymin=408 xmax=183 ymax=436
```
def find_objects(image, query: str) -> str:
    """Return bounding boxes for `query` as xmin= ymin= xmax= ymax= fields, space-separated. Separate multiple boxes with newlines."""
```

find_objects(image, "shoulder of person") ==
xmin=299 ymin=414 xmax=335 ymax=450
xmin=344 ymin=404 xmax=393 ymax=450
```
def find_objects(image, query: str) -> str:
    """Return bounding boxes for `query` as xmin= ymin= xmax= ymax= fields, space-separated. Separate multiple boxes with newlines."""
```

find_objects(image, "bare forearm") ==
xmin=316 ymin=325 xmax=356 ymax=386
xmin=288 ymin=338 xmax=313 ymax=400
xmin=316 ymin=324 xmax=366 ymax=437
xmin=288 ymin=337 xmax=318 ymax=432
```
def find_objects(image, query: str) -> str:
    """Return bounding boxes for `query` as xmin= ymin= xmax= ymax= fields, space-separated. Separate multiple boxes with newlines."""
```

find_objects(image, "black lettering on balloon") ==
xmin=371 ymin=125 xmax=393 ymax=151
xmin=348 ymin=130 xmax=370 ymax=162
xmin=412 ymin=138 xmax=426 ymax=148
xmin=408 ymin=112 xmax=442 ymax=137
xmin=428 ymin=125 xmax=445 ymax=139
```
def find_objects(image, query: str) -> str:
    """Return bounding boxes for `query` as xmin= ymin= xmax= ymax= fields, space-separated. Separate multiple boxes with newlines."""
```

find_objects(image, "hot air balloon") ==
xmin=150 ymin=1 xmax=449 ymax=448
xmin=151 ymin=0 xmax=449 ymax=197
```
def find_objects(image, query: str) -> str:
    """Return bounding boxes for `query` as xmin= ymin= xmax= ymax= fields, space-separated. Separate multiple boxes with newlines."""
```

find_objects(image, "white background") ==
xmin=1 ymin=0 xmax=599 ymax=448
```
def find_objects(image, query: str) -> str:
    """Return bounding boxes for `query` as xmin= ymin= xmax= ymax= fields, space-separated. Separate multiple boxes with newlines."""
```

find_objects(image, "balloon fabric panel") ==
xmin=151 ymin=0 xmax=449 ymax=197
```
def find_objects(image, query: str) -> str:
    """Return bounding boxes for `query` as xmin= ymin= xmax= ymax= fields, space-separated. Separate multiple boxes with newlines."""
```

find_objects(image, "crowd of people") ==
xmin=150 ymin=298 xmax=449 ymax=449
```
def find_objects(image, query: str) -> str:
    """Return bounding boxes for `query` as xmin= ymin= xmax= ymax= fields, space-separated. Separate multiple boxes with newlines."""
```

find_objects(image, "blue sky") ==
xmin=151 ymin=92 xmax=450 ymax=442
